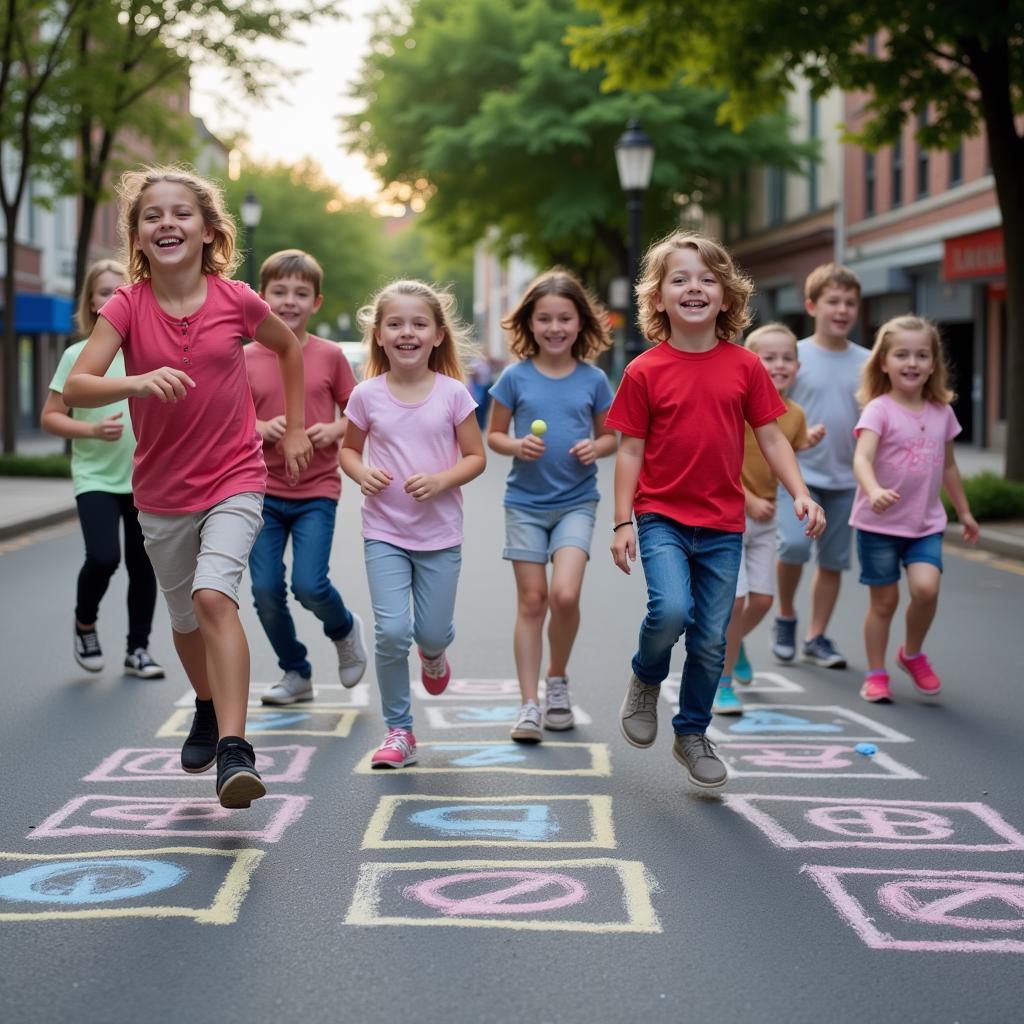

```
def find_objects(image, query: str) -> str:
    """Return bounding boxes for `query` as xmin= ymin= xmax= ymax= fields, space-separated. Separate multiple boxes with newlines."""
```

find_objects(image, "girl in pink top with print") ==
xmin=851 ymin=315 xmax=979 ymax=704
xmin=63 ymin=165 xmax=313 ymax=810
xmin=340 ymin=280 xmax=486 ymax=769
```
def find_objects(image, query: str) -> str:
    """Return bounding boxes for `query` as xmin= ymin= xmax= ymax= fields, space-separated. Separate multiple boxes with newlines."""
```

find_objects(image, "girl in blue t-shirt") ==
xmin=488 ymin=269 xmax=616 ymax=742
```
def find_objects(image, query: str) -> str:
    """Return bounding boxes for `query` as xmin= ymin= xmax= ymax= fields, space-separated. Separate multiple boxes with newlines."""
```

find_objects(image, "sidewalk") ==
xmin=2 ymin=444 xmax=1022 ymax=558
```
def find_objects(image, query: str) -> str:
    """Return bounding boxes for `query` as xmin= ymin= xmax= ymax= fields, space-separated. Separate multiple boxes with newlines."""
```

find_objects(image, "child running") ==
xmin=340 ymin=280 xmax=485 ymax=768
xmin=42 ymin=259 xmax=163 ymax=679
xmin=246 ymin=249 xmax=367 ymax=705
xmin=607 ymin=231 xmax=825 ymax=790
xmin=63 ymin=165 xmax=312 ymax=808
xmin=713 ymin=323 xmax=825 ymax=714
xmin=488 ymin=269 xmax=616 ymax=742
xmin=851 ymin=315 xmax=979 ymax=702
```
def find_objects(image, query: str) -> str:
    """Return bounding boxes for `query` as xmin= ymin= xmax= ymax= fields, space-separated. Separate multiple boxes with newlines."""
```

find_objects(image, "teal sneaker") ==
xmin=733 ymin=642 xmax=753 ymax=684
xmin=711 ymin=681 xmax=744 ymax=715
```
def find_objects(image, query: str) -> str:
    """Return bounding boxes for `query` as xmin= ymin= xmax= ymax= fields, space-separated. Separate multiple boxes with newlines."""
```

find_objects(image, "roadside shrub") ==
xmin=944 ymin=471 xmax=1024 ymax=522
xmin=0 ymin=453 xmax=71 ymax=478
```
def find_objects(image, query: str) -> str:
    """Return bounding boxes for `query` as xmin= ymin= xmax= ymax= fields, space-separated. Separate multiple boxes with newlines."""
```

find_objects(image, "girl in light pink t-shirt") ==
xmin=851 ymin=315 xmax=979 ymax=704
xmin=341 ymin=280 xmax=486 ymax=769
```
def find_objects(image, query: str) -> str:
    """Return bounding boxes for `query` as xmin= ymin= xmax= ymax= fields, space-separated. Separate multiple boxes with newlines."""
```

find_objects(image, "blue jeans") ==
xmin=632 ymin=514 xmax=742 ymax=735
xmin=249 ymin=496 xmax=354 ymax=678
xmin=364 ymin=540 xmax=461 ymax=731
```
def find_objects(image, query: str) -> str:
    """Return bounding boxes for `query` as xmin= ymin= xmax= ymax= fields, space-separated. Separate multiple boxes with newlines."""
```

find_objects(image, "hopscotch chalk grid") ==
xmin=662 ymin=671 xmax=805 ymax=707
xmin=175 ymin=684 xmax=370 ymax=709
xmin=157 ymin=707 xmax=357 ymax=738
xmin=353 ymin=740 xmax=611 ymax=776
xmin=411 ymin=678 xmax=521 ymax=702
xmin=717 ymin=742 xmax=923 ymax=779
xmin=424 ymin=705 xmax=592 ymax=730
xmin=83 ymin=746 xmax=316 ymax=784
xmin=707 ymin=705 xmax=913 ymax=744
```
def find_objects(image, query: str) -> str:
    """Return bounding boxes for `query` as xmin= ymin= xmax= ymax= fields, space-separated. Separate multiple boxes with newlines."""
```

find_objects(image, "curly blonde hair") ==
xmin=501 ymin=268 xmax=612 ymax=362
xmin=636 ymin=231 xmax=753 ymax=343
xmin=357 ymin=280 xmax=471 ymax=383
xmin=857 ymin=315 xmax=955 ymax=407
xmin=75 ymin=259 xmax=127 ymax=336
xmin=117 ymin=165 xmax=238 ymax=283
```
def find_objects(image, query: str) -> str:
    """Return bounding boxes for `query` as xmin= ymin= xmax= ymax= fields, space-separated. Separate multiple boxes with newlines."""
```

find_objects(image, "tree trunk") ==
xmin=3 ymin=225 xmax=19 ymax=454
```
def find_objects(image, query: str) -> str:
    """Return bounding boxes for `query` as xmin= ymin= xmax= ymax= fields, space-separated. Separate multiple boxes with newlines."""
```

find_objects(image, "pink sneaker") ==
xmin=897 ymin=646 xmax=942 ymax=695
xmin=419 ymin=649 xmax=451 ymax=695
xmin=859 ymin=672 xmax=893 ymax=703
xmin=370 ymin=728 xmax=417 ymax=769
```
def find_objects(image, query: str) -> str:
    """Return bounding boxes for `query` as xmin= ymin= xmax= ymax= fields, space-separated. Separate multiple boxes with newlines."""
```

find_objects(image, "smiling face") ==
xmin=753 ymin=330 xmax=799 ymax=394
xmin=375 ymin=295 xmax=444 ymax=373
xmin=881 ymin=328 xmax=935 ymax=399
xmin=806 ymin=285 xmax=859 ymax=345
xmin=654 ymin=247 xmax=728 ymax=340
xmin=133 ymin=181 xmax=214 ymax=276
xmin=529 ymin=293 xmax=581 ymax=361
xmin=263 ymin=274 xmax=322 ymax=339
xmin=90 ymin=270 xmax=126 ymax=314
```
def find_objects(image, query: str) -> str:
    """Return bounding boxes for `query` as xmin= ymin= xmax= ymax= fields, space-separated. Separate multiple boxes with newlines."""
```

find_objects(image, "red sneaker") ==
xmin=898 ymin=646 xmax=942 ymax=695
xmin=370 ymin=728 xmax=417 ymax=769
xmin=859 ymin=672 xmax=893 ymax=703
xmin=419 ymin=649 xmax=451 ymax=695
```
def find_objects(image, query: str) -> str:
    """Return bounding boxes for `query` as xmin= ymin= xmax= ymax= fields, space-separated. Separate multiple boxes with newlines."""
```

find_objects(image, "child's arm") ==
xmin=487 ymin=400 xmax=544 ymax=461
xmin=41 ymin=391 xmax=124 ymax=442
xmin=252 ymin=313 xmax=313 ymax=481
xmin=405 ymin=413 xmax=486 ymax=501
xmin=852 ymin=429 xmax=900 ymax=513
xmin=340 ymin=422 xmax=393 ymax=496
xmin=941 ymin=440 xmax=980 ymax=544
xmin=63 ymin=319 xmax=194 ymax=407
xmin=799 ymin=423 xmax=827 ymax=450
xmin=306 ymin=403 xmax=348 ymax=449
xmin=610 ymin=434 xmax=644 ymax=574
xmin=570 ymin=410 xmax=617 ymax=465
xmin=744 ymin=486 xmax=776 ymax=523
xmin=753 ymin=420 xmax=826 ymax=538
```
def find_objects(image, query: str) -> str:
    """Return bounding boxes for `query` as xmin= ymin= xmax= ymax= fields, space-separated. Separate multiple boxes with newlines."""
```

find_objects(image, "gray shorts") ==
xmin=736 ymin=515 xmax=776 ymax=598
xmin=776 ymin=484 xmax=855 ymax=572
xmin=138 ymin=492 xmax=264 ymax=633
xmin=503 ymin=501 xmax=598 ymax=563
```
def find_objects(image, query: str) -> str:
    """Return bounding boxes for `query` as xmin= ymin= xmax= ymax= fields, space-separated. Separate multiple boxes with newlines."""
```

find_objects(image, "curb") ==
xmin=0 ymin=506 xmax=78 ymax=542
xmin=944 ymin=522 xmax=1024 ymax=562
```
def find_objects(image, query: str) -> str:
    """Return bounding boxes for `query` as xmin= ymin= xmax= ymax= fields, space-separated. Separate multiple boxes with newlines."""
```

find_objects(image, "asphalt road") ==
xmin=1 ymin=458 xmax=1021 ymax=1024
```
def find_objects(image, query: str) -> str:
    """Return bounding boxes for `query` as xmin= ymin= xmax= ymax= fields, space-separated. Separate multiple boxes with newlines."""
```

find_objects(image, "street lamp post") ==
xmin=239 ymin=191 xmax=262 ymax=289
xmin=615 ymin=120 xmax=655 ymax=362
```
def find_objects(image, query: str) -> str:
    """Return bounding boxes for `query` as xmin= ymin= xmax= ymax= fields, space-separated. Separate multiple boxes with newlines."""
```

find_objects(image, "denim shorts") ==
xmin=503 ymin=501 xmax=598 ymax=563
xmin=776 ymin=485 xmax=855 ymax=571
xmin=856 ymin=529 xmax=944 ymax=586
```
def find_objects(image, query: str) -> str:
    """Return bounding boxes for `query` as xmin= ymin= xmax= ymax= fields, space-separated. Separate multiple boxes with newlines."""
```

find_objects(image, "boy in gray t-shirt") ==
xmin=774 ymin=263 xmax=869 ymax=669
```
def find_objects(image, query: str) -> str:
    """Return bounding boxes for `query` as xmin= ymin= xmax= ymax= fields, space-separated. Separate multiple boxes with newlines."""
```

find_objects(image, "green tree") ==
xmin=571 ymin=0 xmax=1024 ymax=480
xmin=346 ymin=0 xmax=812 ymax=290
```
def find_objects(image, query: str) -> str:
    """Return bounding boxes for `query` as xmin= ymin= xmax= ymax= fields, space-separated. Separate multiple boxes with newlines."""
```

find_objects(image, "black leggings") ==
xmin=75 ymin=491 xmax=157 ymax=652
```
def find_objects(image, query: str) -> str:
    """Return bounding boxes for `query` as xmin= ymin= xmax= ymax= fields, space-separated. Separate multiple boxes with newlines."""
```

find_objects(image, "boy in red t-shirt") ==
xmin=246 ymin=249 xmax=367 ymax=704
xmin=606 ymin=231 xmax=825 ymax=789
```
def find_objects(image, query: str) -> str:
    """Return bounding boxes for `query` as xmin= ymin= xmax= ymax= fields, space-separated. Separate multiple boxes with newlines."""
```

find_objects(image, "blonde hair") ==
xmin=117 ymin=165 xmax=238 ymax=283
xmin=260 ymin=249 xmax=323 ymax=296
xmin=636 ymin=231 xmax=753 ymax=343
xmin=745 ymin=322 xmax=798 ymax=355
xmin=357 ymin=280 xmax=471 ymax=383
xmin=857 ymin=315 xmax=955 ymax=406
xmin=75 ymin=259 xmax=127 ymax=336
xmin=804 ymin=262 xmax=861 ymax=302
xmin=501 ymin=268 xmax=612 ymax=362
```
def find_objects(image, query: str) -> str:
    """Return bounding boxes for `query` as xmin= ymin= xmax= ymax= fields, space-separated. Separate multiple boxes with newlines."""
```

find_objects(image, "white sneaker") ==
xmin=510 ymin=702 xmax=543 ymax=743
xmin=334 ymin=613 xmax=368 ymax=688
xmin=74 ymin=626 xmax=103 ymax=673
xmin=261 ymin=670 xmax=314 ymax=705
xmin=542 ymin=676 xmax=575 ymax=730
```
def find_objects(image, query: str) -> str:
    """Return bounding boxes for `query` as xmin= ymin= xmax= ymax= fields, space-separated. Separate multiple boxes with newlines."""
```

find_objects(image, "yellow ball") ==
xmin=530 ymin=419 xmax=547 ymax=436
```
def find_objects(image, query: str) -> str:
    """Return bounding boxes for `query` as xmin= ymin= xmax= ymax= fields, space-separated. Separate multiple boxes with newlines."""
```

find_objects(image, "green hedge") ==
xmin=943 ymin=471 xmax=1024 ymax=522
xmin=0 ymin=453 xmax=72 ymax=478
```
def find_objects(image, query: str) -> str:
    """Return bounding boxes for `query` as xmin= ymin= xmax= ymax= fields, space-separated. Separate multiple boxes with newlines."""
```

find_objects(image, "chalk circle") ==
xmin=877 ymin=879 xmax=1024 ymax=931
xmin=404 ymin=870 xmax=588 ymax=916
xmin=0 ymin=859 xmax=188 ymax=905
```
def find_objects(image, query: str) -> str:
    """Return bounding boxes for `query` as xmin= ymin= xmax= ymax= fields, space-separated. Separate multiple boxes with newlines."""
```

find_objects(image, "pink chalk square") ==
xmin=716 ymin=742 xmax=922 ymax=779
xmin=30 ymin=794 xmax=310 ymax=843
xmin=803 ymin=866 xmax=1024 ymax=953
xmin=724 ymin=795 xmax=1024 ymax=850
xmin=82 ymin=746 xmax=316 ymax=783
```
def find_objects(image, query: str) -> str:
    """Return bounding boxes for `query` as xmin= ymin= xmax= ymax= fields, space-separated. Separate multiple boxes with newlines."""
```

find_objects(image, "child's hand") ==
xmin=258 ymin=415 xmax=287 ymax=443
xmin=960 ymin=512 xmax=980 ymax=545
xmin=133 ymin=367 xmax=195 ymax=402
xmin=795 ymin=496 xmax=826 ymax=538
xmin=611 ymin=524 xmax=636 ymax=575
xmin=404 ymin=473 xmax=443 ymax=501
xmin=518 ymin=434 xmax=545 ymax=461
xmin=282 ymin=427 xmax=313 ymax=483
xmin=745 ymin=494 xmax=776 ymax=523
xmin=306 ymin=421 xmax=342 ymax=449
xmin=91 ymin=412 xmax=124 ymax=442
xmin=869 ymin=487 xmax=900 ymax=513
xmin=569 ymin=439 xmax=597 ymax=465
xmin=805 ymin=423 xmax=826 ymax=449
xmin=360 ymin=466 xmax=393 ymax=496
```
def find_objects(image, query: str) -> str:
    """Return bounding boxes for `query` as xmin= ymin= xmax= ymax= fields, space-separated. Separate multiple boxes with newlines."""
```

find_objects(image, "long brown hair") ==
xmin=857 ymin=315 xmax=955 ymax=406
xmin=75 ymin=259 xmax=127 ymax=336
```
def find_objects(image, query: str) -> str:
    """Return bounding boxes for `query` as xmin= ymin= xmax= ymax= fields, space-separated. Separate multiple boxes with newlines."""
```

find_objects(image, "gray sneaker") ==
xmin=672 ymin=733 xmax=728 ymax=789
xmin=619 ymin=674 xmax=660 ymax=748
xmin=334 ymin=613 xmax=369 ymax=688
xmin=801 ymin=634 xmax=847 ymax=669
xmin=772 ymin=616 xmax=797 ymax=662
xmin=260 ymin=670 xmax=314 ymax=705
xmin=510 ymin=701 xmax=543 ymax=743
xmin=542 ymin=676 xmax=574 ymax=730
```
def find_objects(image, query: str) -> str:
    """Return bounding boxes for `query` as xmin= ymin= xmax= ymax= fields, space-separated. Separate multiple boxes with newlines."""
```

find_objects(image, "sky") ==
xmin=190 ymin=1 xmax=382 ymax=201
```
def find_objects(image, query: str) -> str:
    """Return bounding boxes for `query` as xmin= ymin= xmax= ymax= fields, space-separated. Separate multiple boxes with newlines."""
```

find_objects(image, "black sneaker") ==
xmin=74 ymin=625 xmax=104 ymax=672
xmin=124 ymin=647 xmax=165 ymax=679
xmin=216 ymin=737 xmax=266 ymax=809
xmin=181 ymin=698 xmax=218 ymax=774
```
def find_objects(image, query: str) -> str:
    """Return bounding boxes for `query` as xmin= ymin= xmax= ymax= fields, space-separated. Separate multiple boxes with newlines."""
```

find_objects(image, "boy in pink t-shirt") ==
xmin=246 ymin=250 xmax=367 ymax=705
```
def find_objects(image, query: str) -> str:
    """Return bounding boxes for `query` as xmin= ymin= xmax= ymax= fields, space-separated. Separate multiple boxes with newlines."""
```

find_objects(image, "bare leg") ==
xmin=776 ymin=561 xmax=803 ymax=619
xmin=172 ymin=626 xmax=212 ymax=701
xmin=512 ymin=561 xmax=548 ymax=704
xmin=904 ymin=563 xmax=941 ymax=656
xmin=193 ymin=589 xmax=250 ymax=738
xmin=546 ymin=547 xmax=588 ymax=678
xmin=864 ymin=582 xmax=899 ymax=671
xmin=808 ymin=566 xmax=842 ymax=639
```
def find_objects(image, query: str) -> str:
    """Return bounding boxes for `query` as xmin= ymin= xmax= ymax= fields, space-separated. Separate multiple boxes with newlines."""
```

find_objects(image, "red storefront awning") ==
xmin=943 ymin=226 xmax=1005 ymax=281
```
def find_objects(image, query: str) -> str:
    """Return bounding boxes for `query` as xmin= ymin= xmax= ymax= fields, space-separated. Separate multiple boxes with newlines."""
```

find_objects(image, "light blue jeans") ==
xmin=364 ymin=540 xmax=462 ymax=731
